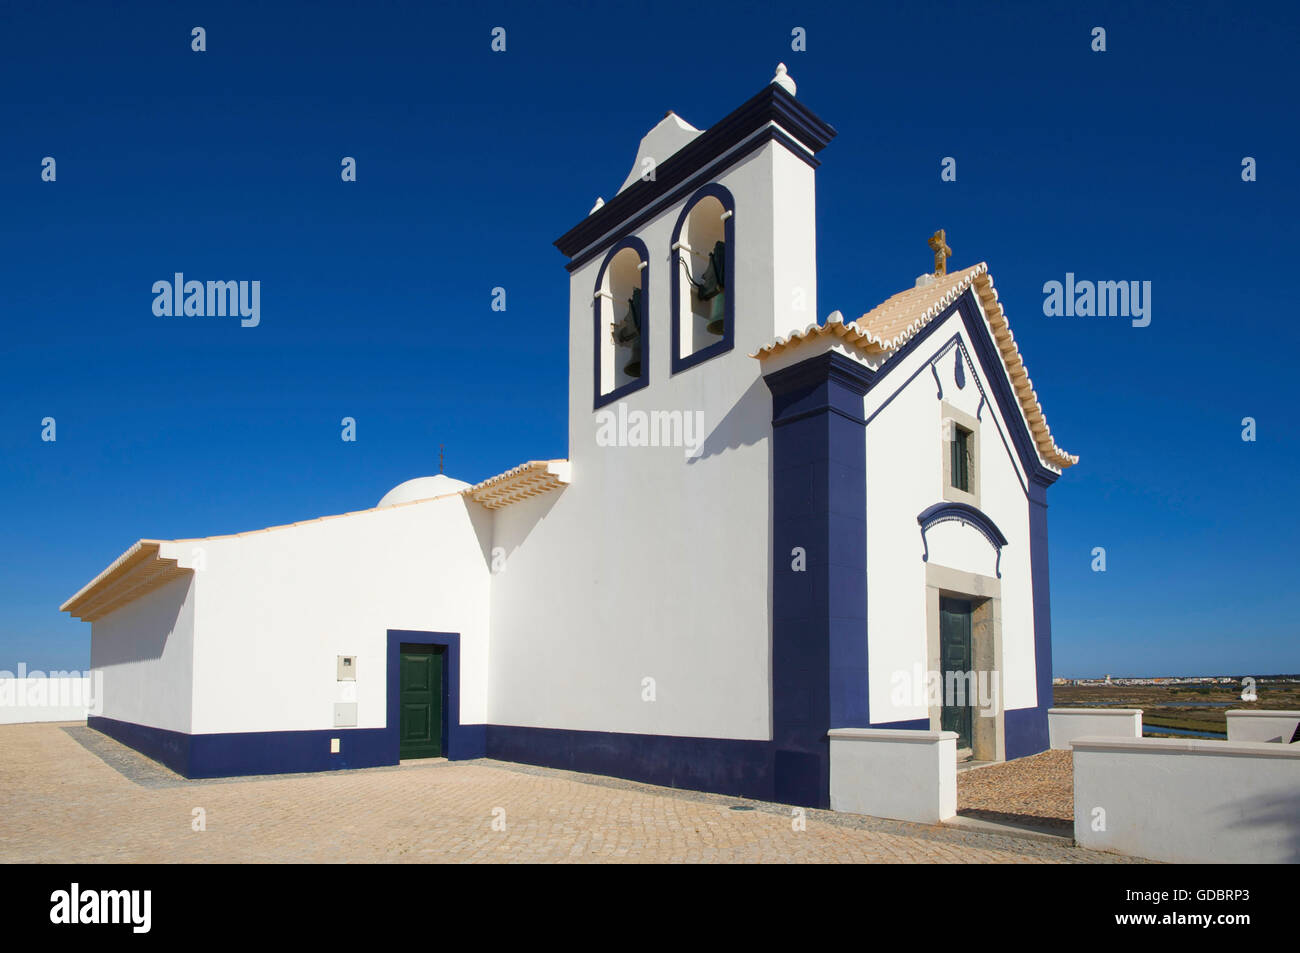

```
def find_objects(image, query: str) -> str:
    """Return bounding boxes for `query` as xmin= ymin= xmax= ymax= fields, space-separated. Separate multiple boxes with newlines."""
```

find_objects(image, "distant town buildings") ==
xmin=1054 ymin=675 xmax=1298 ymax=687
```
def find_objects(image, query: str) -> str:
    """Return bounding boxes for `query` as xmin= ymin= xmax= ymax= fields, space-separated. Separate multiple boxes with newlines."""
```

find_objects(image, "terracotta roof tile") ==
xmin=753 ymin=263 xmax=1077 ymax=471
xmin=465 ymin=460 xmax=571 ymax=510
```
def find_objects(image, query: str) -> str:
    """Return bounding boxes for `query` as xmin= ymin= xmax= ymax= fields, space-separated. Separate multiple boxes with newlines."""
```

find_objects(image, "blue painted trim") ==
xmin=950 ymin=337 xmax=1029 ymax=499
xmin=386 ymin=629 xmax=486 ymax=761
xmin=1004 ymin=705 xmax=1049 ymax=760
xmin=917 ymin=501 xmax=1009 ymax=578
xmin=88 ymin=716 xmax=192 ymax=776
xmin=189 ymin=727 xmax=390 ymax=777
xmin=556 ymin=84 xmax=835 ymax=266
xmin=487 ymin=725 xmax=775 ymax=801
xmin=866 ymin=333 xmax=1024 ymax=499
xmin=870 ymin=718 xmax=930 ymax=731
xmin=865 ymin=324 xmax=1022 ymax=499
xmin=591 ymin=237 xmax=650 ymax=411
xmin=89 ymin=715 xmax=392 ymax=779
xmin=89 ymin=711 xmax=947 ymax=796
xmin=764 ymin=349 xmax=877 ymax=410
xmin=488 ymin=717 xmax=930 ymax=802
xmin=918 ymin=501 xmax=1008 ymax=547
xmin=563 ymin=128 xmax=816 ymax=274
xmin=669 ymin=183 xmax=735 ymax=375
xmin=953 ymin=291 xmax=1061 ymax=490
xmin=864 ymin=331 xmax=959 ymax=428
xmin=87 ymin=628 xmax=486 ymax=778
xmin=865 ymin=292 xmax=1061 ymax=490
xmin=1006 ymin=478 xmax=1055 ymax=760
xmin=764 ymin=349 xmax=875 ymax=808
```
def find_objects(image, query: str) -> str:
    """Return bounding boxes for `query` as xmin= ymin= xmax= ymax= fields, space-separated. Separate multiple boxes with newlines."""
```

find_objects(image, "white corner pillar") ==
xmin=828 ymin=728 xmax=958 ymax=823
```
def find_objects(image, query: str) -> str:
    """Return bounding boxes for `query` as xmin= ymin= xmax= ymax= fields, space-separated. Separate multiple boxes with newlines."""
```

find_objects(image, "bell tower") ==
xmin=486 ymin=67 xmax=840 ymax=802
xmin=554 ymin=64 xmax=837 ymax=453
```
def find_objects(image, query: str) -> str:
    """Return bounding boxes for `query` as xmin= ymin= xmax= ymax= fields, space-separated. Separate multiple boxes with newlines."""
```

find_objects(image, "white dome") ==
xmin=376 ymin=475 xmax=470 ymax=508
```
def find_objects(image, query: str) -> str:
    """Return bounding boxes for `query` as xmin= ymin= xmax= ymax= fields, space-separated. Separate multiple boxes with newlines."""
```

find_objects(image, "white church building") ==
xmin=62 ymin=67 xmax=1077 ymax=808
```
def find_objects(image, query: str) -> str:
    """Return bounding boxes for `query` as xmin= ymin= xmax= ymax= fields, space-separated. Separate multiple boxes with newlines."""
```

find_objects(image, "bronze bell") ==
xmin=705 ymin=291 xmax=726 ymax=336
xmin=610 ymin=286 xmax=643 ymax=377
xmin=695 ymin=240 xmax=726 ymax=335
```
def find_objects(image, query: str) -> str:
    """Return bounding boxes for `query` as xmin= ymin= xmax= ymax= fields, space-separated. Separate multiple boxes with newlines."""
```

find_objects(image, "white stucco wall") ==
xmin=1073 ymin=736 xmax=1300 ymax=863
xmin=0 ymin=677 xmax=97 ymax=724
xmin=486 ymin=139 xmax=818 ymax=740
xmin=90 ymin=572 xmax=196 ymax=732
xmin=74 ymin=124 xmax=1053 ymax=760
xmin=1049 ymin=708 xmax=1141 ymax=748
xmin=1226 ymin=709 xmax=1300 ymax=743
xmin=829 ymin=728 xmax=958 ymax=823
xmin=185 ymin=495 xmax=492 ymax=735
xmin=863 ymin=309 xmax=1040 ymax=725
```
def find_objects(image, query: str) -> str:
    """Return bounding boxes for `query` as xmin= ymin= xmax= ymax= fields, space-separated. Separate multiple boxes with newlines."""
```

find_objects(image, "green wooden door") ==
xmin=399 ymin=644 xmax=444 ymax=759
xmin=939 ymin=597 xmax=973 ymax=750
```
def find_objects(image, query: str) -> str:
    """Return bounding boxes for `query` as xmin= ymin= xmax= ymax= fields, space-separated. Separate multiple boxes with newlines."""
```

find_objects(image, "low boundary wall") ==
xmin=1072 ymin=735 xmax=1300 ymax=863
xmin=0 ymin=677 xmax=95 ymax=725
xmin=828 ymin=728 xmax=957 ymax=824
xmin=1048 ymin=707 xmax=1141 ymax=749
xmin=1225 ymin=709 xmax=1300 ymax=744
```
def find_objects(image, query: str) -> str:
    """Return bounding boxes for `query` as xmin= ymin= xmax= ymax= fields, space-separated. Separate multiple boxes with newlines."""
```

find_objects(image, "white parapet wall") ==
xmin=1072 ymin=736 xmax=1300 ymax=863
xmin=828 ymin=728 xmax=957 ymax=824
xmin=1226 ymin=710 xmax=1300 ymax=744
xmin=1048 ymin=707 xmax=1142 ymax=749
xmin=0 ymin=677 xmax=97 ymax=725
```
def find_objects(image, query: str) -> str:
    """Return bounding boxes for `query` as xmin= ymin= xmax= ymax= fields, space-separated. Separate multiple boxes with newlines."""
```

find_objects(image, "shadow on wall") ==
xmin=688 ymin=376 xmax=771 ymax=464
xmin=1221 ymin=786 xmax=1300 ymax=862
xmin=487 ymin=487 xmax=563 ymax=568
xmin=464 ymin=493 xmax=498 ymax=568
xmin=88 ymin=573 xmax=192 ymax=667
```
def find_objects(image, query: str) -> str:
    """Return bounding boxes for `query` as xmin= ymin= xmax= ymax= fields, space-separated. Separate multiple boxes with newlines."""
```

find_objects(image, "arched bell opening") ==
xmin=670 ymin=184 xmax=735 ymax=374
xmin=678 ymin=196 xmax=727 ymax=355
xmin=593 ymin=239 xmax=649 ymax=406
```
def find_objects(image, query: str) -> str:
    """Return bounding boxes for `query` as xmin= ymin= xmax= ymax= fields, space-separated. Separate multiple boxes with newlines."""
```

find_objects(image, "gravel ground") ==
xmin=957 ymin=750 xmax=1073 ymax=833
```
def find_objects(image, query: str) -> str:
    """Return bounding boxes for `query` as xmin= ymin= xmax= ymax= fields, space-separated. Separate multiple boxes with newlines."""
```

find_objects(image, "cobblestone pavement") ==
xmin=957 ymin=750 xmax=1074 ymax=834
xmin=0 ymin=723 xmax=1146 ymax=863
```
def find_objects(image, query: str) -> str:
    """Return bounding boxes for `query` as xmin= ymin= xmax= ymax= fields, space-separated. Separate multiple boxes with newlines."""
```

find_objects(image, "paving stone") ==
xmin=0 ymin=723 xmax=1146 ymax=863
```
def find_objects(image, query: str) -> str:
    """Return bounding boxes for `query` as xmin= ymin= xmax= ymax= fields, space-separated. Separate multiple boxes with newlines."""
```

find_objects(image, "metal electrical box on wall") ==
xmin=337 ymin=655 xmax=356 ymax=680
xmin=333 ymin=703 xmax=357 ymax=727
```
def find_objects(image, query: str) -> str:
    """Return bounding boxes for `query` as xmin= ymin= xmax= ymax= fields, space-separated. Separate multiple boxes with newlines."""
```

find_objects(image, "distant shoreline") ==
xmin=1052 ymin=682 xmax=1298 ymax=738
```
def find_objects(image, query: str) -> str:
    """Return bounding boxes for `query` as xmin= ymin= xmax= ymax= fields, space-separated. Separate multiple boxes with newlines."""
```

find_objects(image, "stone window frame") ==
xmin=941 ymin=401 xmax=981 ymax=509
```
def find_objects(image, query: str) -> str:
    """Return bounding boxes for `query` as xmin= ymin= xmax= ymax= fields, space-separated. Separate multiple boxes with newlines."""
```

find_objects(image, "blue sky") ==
xmin=1 ymin=0 xmax=1296 ymax=677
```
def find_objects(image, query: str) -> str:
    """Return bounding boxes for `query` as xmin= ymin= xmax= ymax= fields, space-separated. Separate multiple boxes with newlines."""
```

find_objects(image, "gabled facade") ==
xmin=62 ymin=68 xmax=1075 ymax=807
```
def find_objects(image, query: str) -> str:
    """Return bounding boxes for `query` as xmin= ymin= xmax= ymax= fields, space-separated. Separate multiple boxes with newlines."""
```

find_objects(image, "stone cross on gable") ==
xmin=928 ymin=229 xmax=952 ymax=277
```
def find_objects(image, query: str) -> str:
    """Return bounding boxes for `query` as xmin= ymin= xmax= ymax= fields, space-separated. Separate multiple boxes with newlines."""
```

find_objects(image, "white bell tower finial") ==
xmin=771 ymin=63 xmax=796 ymax=96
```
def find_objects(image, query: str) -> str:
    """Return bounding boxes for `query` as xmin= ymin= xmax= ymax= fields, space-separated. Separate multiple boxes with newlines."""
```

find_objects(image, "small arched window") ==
xmin=671 ymin=184 xmax=735 ymax=373
xmin=593 ymin=237 xmax=649 ymax=408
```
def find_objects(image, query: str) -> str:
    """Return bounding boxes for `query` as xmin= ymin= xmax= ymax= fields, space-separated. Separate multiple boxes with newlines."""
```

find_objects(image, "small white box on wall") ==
xmin=333 ymin=702 xmax=357 ymax=727
xmin=337 ymin=655 xmax=356 ymax=680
